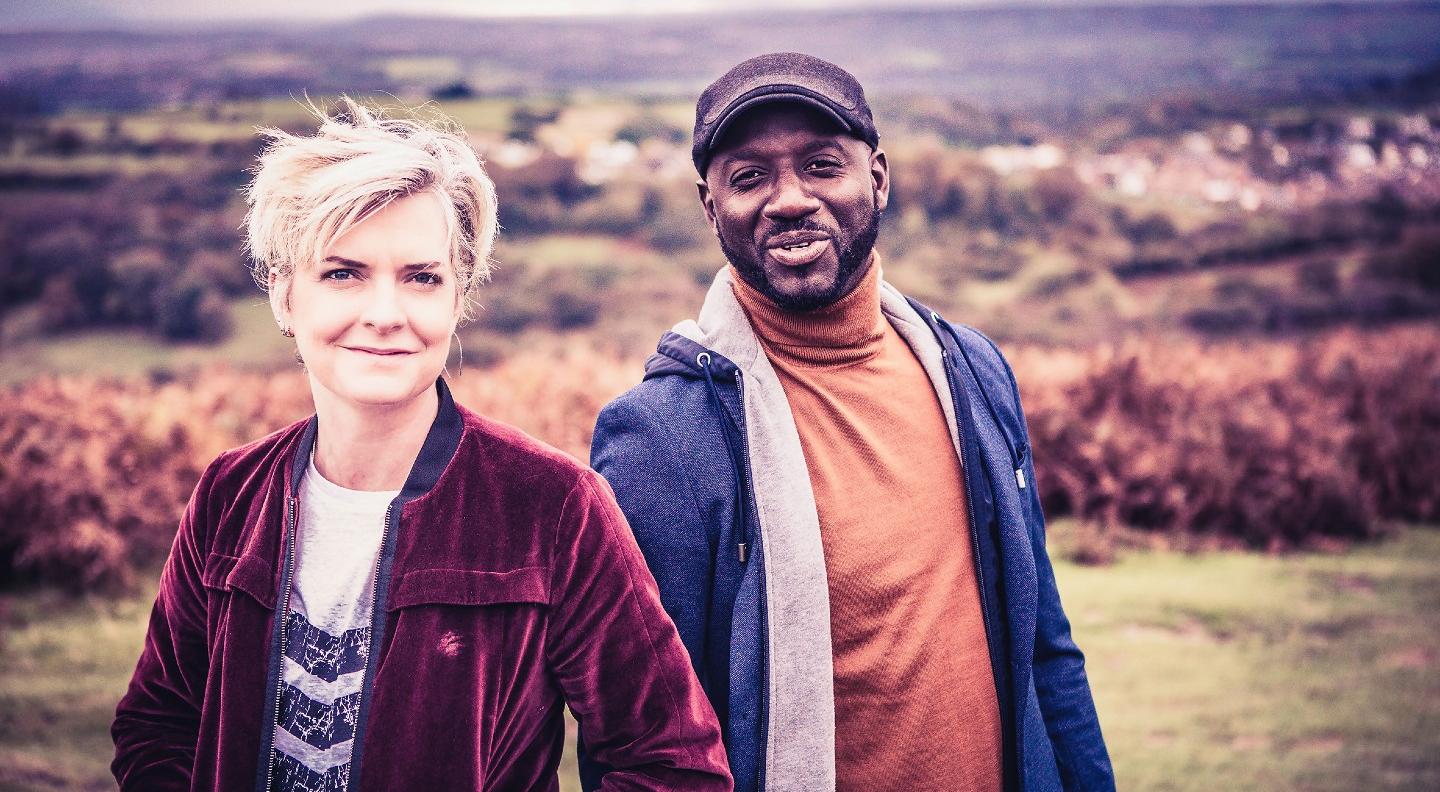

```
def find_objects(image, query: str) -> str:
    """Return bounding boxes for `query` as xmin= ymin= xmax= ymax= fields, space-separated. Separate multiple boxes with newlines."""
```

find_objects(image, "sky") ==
xmin=8 ymin=0 xmax=1382 ymax=27
xmin=12 ymin=0 xmax=958 ymax=26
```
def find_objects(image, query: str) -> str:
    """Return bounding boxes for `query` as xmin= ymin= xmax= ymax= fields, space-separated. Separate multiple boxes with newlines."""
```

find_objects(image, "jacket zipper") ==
xmin=344 ymin=502 xmax=395 ymax=792
xmin=733 ymin=369 xmax=768 ymax=792
xmin=734 ymin=370 xmax=755 ymax=565
xmin=371 ymin=507 xmax=392 ymax=636
xmin=261 ymin=495 xmax=299 ymax=792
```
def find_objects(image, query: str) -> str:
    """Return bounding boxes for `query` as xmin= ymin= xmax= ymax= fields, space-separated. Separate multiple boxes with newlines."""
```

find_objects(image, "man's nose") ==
xmin=762 ymin=169 xmax=821 ymax=221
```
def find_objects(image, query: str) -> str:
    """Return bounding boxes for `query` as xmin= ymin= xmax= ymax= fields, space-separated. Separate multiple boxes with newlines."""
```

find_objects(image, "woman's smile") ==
xmin=343 ymin=345 xmax=416 ymax=357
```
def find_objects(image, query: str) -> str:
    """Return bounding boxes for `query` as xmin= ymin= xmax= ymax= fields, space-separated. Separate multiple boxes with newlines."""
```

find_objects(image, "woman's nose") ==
xmin=360 ymin=281 xmax=406 ymax=332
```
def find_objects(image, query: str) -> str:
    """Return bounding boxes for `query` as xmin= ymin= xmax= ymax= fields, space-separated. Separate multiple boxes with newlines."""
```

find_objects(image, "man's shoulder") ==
xmin=596 ymin=369 xmax=709 ymax=439
xmin=905 ymin=296 xmax=1017 ymax=391
xmin=950 ymin=322 xmax=1016 ymax=386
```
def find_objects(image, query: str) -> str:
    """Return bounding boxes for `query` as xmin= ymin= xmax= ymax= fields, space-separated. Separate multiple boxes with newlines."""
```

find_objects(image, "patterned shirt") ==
xmin=270 ymin=456 xmax=396 ymax=792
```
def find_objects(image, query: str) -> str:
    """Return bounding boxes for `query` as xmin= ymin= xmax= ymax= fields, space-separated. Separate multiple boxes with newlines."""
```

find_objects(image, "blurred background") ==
xmin=1 ymin=1 xmax=1438 ymax=789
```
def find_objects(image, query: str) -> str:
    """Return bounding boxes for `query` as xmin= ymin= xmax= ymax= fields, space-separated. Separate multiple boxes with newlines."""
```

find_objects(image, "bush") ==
xmin=0 ymin=345 xmax=637 ymax=592
xmin=0 ymin=379 xmax=201 ymax=591
xmin=1366 ymin=228 xmax=1440 ymax=292
xmin=154 ymin=276 xmax=231 ymax=341
xmin=2 ymin=327 xmax=1436 ymax=592
xmin=1014 ymin=326 xmax=1439 ymax=548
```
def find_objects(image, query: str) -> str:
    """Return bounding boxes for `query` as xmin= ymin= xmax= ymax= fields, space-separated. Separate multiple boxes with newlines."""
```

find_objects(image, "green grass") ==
xmin=0 ymin=299 xmax=295 ymax=384
xmin=1059 ymin=526 xmax=1440 ymax=791
xmin=0 ymin=153 xmax=198 ymax=177
xmin=0 ymin=589 xmax=152 ymax=791
xmin=1 ymin=531 xmax=1437 ymax=790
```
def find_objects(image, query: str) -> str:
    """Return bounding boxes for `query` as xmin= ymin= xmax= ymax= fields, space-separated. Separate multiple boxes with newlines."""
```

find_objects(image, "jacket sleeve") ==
xmin=581 ymin=396 xmax=724 ymax=790
xmin=111 ymin=456 xmax=222 ymax=790
xmin=992 ymin=340 xmax=1116 ymax=791
xmin=544 ymin=467 xmax=732 ymax=792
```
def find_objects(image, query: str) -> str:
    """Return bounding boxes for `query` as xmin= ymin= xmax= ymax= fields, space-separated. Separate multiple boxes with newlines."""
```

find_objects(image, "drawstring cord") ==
xmin=699 ymin=352 xmax=751 ymax=563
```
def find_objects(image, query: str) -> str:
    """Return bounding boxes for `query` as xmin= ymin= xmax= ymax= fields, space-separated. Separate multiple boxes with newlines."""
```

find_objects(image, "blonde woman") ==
xmin=111 ymin=99 xmax=731 ymax=792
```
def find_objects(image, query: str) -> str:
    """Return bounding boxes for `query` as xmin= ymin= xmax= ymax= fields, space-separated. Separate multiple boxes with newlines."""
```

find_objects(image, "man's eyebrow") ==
xmin=718 ymin=138 xmax=849 ymax=167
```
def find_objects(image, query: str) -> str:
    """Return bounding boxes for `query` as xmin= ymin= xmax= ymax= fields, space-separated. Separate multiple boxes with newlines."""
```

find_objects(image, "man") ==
xmin=585 ymin=52 xmax=1113 ymax=792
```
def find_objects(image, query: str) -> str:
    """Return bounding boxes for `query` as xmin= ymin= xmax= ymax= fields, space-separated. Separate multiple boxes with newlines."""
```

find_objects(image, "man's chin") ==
xmin=733 ymin=256 xmax=832 ymax=302
xmin=758 ymin=277 xmax=848 ymax=312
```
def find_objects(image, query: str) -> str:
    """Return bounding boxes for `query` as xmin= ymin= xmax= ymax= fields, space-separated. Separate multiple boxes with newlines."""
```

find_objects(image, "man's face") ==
xmin=699 ymin=104 xmax=889 ymax=312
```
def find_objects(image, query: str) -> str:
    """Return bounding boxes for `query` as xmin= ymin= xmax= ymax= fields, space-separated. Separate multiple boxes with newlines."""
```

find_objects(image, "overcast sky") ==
xmin=16 ymin=0 xmax=966 ymax=25
xmin=11 ymin=0 xmax=1374 ymax=27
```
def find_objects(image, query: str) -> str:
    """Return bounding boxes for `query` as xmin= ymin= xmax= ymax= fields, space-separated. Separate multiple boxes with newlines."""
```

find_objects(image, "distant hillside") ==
xmin=2 ymin=3 xmax=1439 ymax=114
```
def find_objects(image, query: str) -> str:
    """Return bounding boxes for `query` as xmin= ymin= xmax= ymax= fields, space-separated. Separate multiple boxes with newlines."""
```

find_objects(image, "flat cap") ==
xmin=692 ymin=52 xmax=879 ymax=175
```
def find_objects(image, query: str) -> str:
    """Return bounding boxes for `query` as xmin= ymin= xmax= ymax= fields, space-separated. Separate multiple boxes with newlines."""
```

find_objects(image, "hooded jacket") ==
xmin=586 ymin=269 xmax=1114 ymax=792
xmin=112 ymin=379 xmax=732 ymax=792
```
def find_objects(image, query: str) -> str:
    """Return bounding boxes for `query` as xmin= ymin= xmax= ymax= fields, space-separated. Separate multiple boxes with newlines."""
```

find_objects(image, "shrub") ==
xmin=0 ymin=345 xmax=636 ymax=592
xmin=2 ymin=327 xmax=1436 ymax=592
xmin=1014 ymin=326 xmax=1439 ymax=548
xmin=1366 ymin=228 xmax=1440 ymax=292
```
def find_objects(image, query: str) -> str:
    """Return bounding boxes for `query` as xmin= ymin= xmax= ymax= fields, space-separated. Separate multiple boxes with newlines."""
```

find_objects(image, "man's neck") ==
xmin=729 ymin=254 xmax=886 ymax=367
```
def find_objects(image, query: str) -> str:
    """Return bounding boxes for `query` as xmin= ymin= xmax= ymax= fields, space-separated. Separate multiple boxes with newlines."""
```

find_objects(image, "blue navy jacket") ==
xmin=585 ymin=284 xmax=1113 ymax=792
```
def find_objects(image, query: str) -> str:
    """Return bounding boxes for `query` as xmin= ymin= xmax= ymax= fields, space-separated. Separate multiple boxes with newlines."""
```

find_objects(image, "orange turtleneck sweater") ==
xmin=730 ymin=259 xmax=1002 ymax=792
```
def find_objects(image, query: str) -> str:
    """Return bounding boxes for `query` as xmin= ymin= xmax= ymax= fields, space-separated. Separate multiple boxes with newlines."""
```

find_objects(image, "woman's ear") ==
xmin=268 ymin=267 xmax=291 ymax=334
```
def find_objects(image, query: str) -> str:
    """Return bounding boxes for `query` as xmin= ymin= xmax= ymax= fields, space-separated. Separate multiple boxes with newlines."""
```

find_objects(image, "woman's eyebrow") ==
xmin=322 ymin=255 xmax=369 ymax=268
xmin=322 ymin=256 xmax=443 ymax=270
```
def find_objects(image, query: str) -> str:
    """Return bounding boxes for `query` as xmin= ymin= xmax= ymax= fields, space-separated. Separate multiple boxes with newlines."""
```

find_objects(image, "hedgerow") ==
xmin=1 ymin=327 xmax=1436 ymax=591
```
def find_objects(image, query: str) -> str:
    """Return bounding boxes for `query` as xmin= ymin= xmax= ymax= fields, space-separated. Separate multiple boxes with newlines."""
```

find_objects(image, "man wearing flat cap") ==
xmin=585 ymin=52 xmax=1113 ymax=792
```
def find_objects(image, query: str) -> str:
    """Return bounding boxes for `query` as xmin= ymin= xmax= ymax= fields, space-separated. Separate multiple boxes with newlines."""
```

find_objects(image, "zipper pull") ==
xmin=1015 ymin=468 xmax=1027 ymax=489
xmin=738 ymin=542 xmax=748 ymax=563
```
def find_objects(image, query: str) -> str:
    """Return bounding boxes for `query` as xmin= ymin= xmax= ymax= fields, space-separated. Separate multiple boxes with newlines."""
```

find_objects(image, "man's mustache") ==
xmin=760 ymin=220 xmax=837 ymax=246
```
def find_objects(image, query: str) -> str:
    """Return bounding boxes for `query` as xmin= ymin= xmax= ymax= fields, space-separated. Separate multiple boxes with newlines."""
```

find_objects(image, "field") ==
xmin=3 ymin=3 xmax=1439 ymax=789
xmin=3 ymin=526 xmax=1436 ymax=791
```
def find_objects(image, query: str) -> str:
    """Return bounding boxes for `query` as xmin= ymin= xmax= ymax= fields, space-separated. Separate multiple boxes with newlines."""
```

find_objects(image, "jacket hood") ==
xmin=643 ymin=268 xmax=764 ymax=382
xmin=643 ymin=332 xmax=739 ymax=382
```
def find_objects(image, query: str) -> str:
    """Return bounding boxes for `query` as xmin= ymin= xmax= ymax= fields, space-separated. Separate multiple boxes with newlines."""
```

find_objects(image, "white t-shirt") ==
xmin=269 ymin=455 xmax=398 ymax=792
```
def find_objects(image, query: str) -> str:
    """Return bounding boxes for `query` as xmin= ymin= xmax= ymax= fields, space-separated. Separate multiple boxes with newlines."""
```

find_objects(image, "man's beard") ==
xmin=719 ymin=203 xmax=882 ymax=313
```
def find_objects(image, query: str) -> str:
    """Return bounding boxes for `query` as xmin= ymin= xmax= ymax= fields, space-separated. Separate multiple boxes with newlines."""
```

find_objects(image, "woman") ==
xmin=111 ymin=99 xmax=731 ymax=792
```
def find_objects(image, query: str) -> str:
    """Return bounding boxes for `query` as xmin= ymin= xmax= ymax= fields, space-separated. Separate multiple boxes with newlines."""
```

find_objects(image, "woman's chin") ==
xmin=316 ymin=369 xmax=440 ymax=411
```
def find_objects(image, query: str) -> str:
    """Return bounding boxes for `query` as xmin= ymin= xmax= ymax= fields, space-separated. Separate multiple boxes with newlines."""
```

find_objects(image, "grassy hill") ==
xmin=3 ymin=525 xmax=1436 ymax=790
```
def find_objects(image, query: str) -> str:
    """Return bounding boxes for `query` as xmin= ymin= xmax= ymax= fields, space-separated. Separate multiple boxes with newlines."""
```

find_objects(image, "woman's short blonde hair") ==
xmin=244 ymin=97 xmax=498 ymax=322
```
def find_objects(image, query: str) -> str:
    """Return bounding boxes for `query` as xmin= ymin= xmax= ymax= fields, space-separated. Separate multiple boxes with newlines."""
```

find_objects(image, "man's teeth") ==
xmin=782 ymin=241 xmax=814 ymax=250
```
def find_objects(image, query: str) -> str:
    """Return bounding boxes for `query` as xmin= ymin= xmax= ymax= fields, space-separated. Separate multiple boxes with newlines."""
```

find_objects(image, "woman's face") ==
xmin=277 ymin=191 xmax=459 ymax=411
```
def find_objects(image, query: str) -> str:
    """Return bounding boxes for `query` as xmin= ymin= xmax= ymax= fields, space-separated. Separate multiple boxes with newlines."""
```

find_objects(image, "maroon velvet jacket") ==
xmin=112 ymin=380 xmax=732 ymax=791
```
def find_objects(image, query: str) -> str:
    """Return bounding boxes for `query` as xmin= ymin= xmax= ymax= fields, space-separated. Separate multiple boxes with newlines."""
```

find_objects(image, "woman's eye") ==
xmin=322 ymin=269 xmax=357 ymax=281
xmin=412 ymin=272 xmax=443 ymax=286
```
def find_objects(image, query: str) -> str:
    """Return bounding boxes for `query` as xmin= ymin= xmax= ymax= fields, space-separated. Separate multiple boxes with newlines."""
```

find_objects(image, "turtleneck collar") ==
xmin=729 ymin=252 xmax=886 ymax=368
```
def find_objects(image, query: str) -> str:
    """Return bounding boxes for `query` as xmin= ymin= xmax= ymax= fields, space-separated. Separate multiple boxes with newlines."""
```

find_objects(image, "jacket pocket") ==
xmin=201 ymin=551 xmax=277 ymax=610
xmin=388 ymin=567 xmax=550 ymax=610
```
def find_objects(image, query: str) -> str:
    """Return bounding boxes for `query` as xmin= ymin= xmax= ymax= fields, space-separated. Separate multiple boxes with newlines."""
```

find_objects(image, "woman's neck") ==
xmin=308 ymin=379 xmax=440 ymax=492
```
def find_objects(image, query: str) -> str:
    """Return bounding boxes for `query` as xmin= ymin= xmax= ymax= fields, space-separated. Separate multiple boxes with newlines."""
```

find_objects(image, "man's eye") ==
xmin=730 ymin=169 xmax=763 ymax=186
xmin=806 ymin=159 xmax=841 ymax=172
